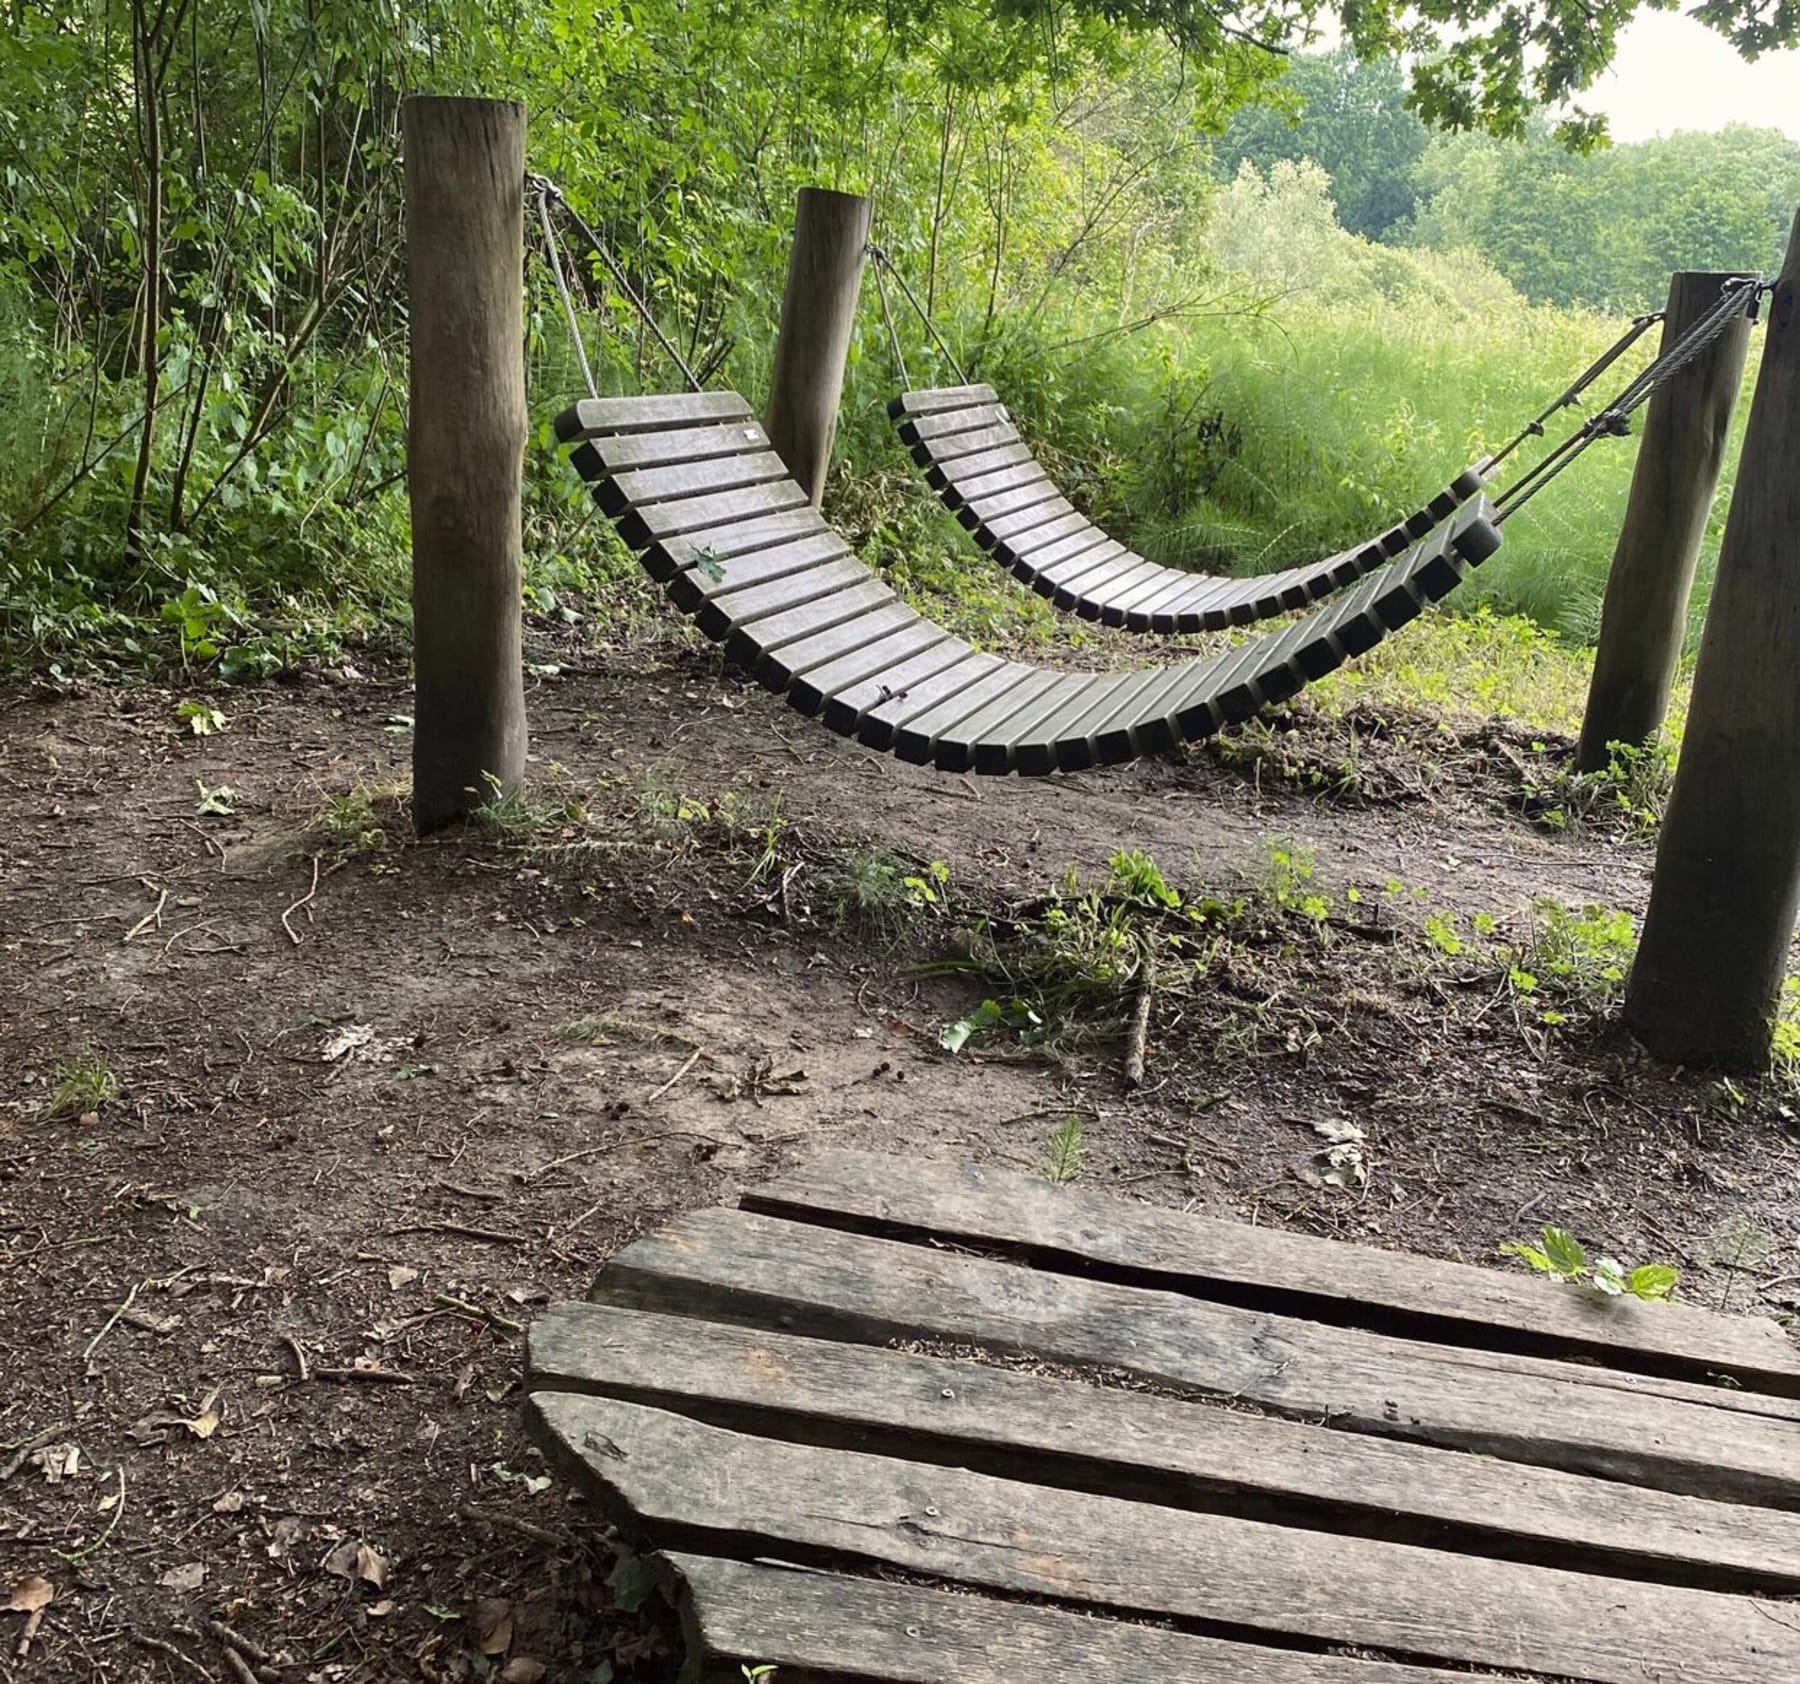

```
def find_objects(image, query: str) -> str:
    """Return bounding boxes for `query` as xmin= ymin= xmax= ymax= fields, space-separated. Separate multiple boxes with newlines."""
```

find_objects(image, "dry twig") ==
xmin=279 ymin=854 xmax=321 ymax=946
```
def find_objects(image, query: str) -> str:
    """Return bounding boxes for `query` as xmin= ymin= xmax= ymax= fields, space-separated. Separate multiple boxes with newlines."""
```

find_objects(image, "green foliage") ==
xmin=829 ymin=848 xmax=954 ymax=942
xmin=42 ymin=1053 xmax=120 ymax=1121
xmin=1042 ymin=1115 xmax=1088 ymax=1184
xmin=1502 ymin=1226 xmax=1679 ymax=1302
xmin=1519 ymin=738 xmax=1674 ymax=836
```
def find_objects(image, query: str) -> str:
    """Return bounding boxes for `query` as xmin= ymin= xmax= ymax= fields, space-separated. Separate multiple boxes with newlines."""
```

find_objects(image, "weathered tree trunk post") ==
xmin=1623 ymin=212 xmax=1800 ymax=1071
xmin=403 ymin=95 xmax=529 ymax=836
xmin=1576 ymin=272 xmax=1755 ymax=771
xmin=764 ymin=187 xmax=873 ymax=506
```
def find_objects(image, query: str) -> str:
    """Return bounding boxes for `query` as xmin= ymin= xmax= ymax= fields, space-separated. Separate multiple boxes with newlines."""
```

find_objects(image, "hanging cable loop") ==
xmin=1494 ymin=274 xmax=1762 ymax=524
xmin=527 ymin=171 xmax=703 ymax=394
xmin=530 ymin=175 xmax=598 ymax=400
xmin=866 ymin=241 xmax=971 ymax=387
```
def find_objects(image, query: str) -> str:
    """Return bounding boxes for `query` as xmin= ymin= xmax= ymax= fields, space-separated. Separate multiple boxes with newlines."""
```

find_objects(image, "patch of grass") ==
xmin=1516 ymin=737 xmax=1674 ymax=837
xmin=42 ymin=1053 xmax=119 ymax=1120
xmin=824 ymin=848 xmax=953 ymax=944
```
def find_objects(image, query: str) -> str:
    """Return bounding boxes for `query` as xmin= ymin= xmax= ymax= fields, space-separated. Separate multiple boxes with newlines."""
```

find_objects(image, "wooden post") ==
xmin=1575 ymin=272 xmax=1754 ymax=772
xmin=764 ymin=187 xmax=873 ymax=506
xmin=1623 ymin=212 xmax=1800 ymax=1071
xmin=403 ymin=95 xmax=529 ymax=836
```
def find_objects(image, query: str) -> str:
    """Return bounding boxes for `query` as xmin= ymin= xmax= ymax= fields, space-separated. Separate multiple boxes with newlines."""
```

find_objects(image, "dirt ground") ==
xmin=3 ymin=621 xmax=1797 ymax=1684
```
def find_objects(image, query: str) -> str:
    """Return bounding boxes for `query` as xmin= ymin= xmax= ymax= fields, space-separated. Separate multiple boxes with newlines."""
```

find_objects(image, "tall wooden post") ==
xmin=764 ymin=187 xmax=873 ymax=507
xmin=1575 ymin=273 xmax=1755 ymax=771
xmin=403 ymin=95 xmax=529 ymax=836
xmin=1623 ymin=213 xmax=1800 ymax=1071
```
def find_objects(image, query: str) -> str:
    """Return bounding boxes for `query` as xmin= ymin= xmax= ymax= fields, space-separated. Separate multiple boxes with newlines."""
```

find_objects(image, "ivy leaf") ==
xmin=1591 ymin=1256 xmax=1626 ymax=1295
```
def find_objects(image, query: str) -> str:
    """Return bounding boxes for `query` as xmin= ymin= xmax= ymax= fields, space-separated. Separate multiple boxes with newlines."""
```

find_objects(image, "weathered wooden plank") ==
xmin=663 ymin=531 xmax=849 ymax=616
xmin=786 ymin=620 xmax=955 ymax=720
xmin=1008 ymin=525 xmax=1111 ymax=576
xmin=760 ymin=603 xmax=924 ymax=692
xmin=529 ymin=1304 xmax=1800 ymax=1593
xmin=885 ymin=663 xmax=1044 ymax=766
xmin=982 ymin=508 xmax=1089 ymax=562
xmin=954 ymin=672 xmax=1105 ymax=776
xmin=746 ymin=1152 xmax=1800 ymax=1393
xmin=945 ymin=459 xmax=1051 ymax=507
xmin=651 ymin=508 xmax=829 ymax=578
xmin=557 ymin=391 xmax=753 ymax=440
xmin=664 ymin=1554 xmax=1515 ymax=1684
xmin=586 ymin=418 xmax=771 ymax=472
xmin=922 ymin=669 xmax=1071 ymax=774
xmin=961 ymin=477 xmax=1062 ymax=524
xmin=595 ymin=449 xmax=792 ymax=514
xmin=594 ymin=1207 xmax=1800 ymax=1505
xmin=889 ymin=383 xmax=1002 ymax=418
xmin=721 ymin=578 xmax=894 ymax=669
xmin=854 ymin=650 xmax=1006 ymax=751
xmin=695 ymin=555 xmax=872 ymax=641
xmin=528 ymin=1393 xmax=1800 ymax=1684
xmin=616 ymin=479 xmax=810 ymax=548
xmin=917 ymin=420 xmax=1023 ymax=473
xmin=932 ymin=439 xmax=1036 ymax=487
xmin=825 ymin=642 xmax=989 ymax=739
xmin=897 ymin=402 xmax=1013 ymax=446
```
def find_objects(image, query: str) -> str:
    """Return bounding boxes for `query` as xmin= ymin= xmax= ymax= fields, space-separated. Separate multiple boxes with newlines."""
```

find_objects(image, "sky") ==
xmin=1585 ymin=13 xmax=1800 ymax=142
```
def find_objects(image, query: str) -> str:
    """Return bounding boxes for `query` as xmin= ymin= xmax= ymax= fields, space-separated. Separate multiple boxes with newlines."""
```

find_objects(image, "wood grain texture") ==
xmin=404 ymin=96 xmax=528 ymax=836
xmin=745 ymin=1150 xmax=1800 ymax=1391
xmin=593 ymin=1206 xmax=1800 ymax=1504
xmin=527 ymin=1391 xmax=1799 ymax=1684
xmin=1579 ymin=274 xmax=1755 ymax=769
xmin=664 ymin=1553 xmax=1515 ymax=1684
xmin=765 ymin=188 xmax=872 ymax=505
xmin=527 ymin=1302 xmax=1800 ymax=1593
xmin=1626 ymin=216 xmax=1800 ymax=1069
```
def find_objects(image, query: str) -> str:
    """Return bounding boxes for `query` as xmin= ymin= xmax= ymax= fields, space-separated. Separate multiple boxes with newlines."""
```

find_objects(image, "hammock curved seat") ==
xmin=890 ymin=383 xmax=1489 ymax=634
xmin=555 ymin=390 xmax=1502 ymax=777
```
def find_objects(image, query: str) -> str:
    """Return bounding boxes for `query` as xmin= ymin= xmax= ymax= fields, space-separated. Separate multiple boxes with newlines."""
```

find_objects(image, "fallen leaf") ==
xmin=34 ymin=1443 xmax=80 ymax=1482
xmin=159 ymin=1562 xmax=206 ymax=1593
xmin=321 ymin=1023 xmax=374 ymax=1062
xmin=387 ymin=1265 xmax=420 ymax=1291
xmin=3 ymin=1577 xmax=54 ymax=1615
xmin=184 ymin=1409 xmax=221 ymax=1439
xmin=500 ymin=1660 xmax=546 ymax=1683
xmin=355 ymin=1543 xmax=388 ymax=1590
xmin=472 ymin=1597 xmax=513 ymax=1657
xmin=367 ymin=1599 xmax=395 ymax=1619
xmin=213 ymin=1491 xmax=245 ymax=1514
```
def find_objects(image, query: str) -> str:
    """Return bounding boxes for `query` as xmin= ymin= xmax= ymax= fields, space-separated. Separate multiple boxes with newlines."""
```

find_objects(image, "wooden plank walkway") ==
xmin=525 ymin=1150 xmax=1800 ymax=1684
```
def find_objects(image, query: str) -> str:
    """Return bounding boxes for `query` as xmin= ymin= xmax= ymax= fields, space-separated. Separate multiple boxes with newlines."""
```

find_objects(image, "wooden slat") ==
xmin=594 ymin=1207 xmax=1800 ymax=1505
xmin=786 ymin=621 xmax=955 ymax=720
xmin=889 ymin=383 xmax=1002 ymax=418
xmin=981 ymin=507 xmax=1088 ymax=560
xmin=945 ymin=459 xmax=1049 ymax=505
xmin=584 ymin=418 xmax=771 ymax=472
xmin=651 ymin=508 xmax=829 ymax=575
xmin=556 ymin=391 xmax=752 ymax=439
xmin=760 ymin=602 xmax=924 ymax=692
xmin=961 ymin=477 xmax=1061 ymax=524
xmin=897 ymin=402 xmax=1014 ymax=446
xmin=616 ymin=479 xmax=809 ymax=548
xmin=597 ymin=449 xmax=792 ymax=511
xmin=527 ymin=1305 xmax=1800 ymax=1594
xmin=723 ymin=578 xmax=896 ymax=667
xmin=818 ymin=641 xmax=984 ymax=738
xmin=529 ymin=1392 xmax=1800 ymax=1684
xmin=918 ymin=420 xmax=1024 ymax=472
xmin=697 ymin=555 xmax=873 ymax=642
xmin=932 ymin=440 xmax=1036 ymax=485
xmin=664 ymin=1554 xmax=1513 ymax=1684
xmin=885 ymin=662 xmax=1043 ymax=766
xmin=939 ymin=671 xmax=1092 ymax=775
xmin=664 ymin=531 xmax=849 ymax=617
xmin=1009 ymin=525 xmax=1111 ymax=576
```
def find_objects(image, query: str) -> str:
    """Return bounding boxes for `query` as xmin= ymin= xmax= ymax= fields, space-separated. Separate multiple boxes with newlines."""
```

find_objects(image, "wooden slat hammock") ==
xmin=890 ymin=382 xmax=1490 ymax=634
xmin=554 ymin=390 xmax=1503 ymax=776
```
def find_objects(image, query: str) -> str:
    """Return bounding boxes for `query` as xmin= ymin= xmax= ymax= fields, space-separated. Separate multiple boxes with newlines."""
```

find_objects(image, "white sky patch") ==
xmin=1584 ymin=13 xmax=1800 ymax=141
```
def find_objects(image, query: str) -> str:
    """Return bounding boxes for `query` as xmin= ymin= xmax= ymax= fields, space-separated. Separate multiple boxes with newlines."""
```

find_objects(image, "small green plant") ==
xmin=1501 ymin=1225 xmax=1677 ymax=1302
xmin=175 ymin=699 xmax=227 ymax=735
xmin=741 ymin=1665 xmax=777 ymax=1683
xmin=318 ymin=788 xmax=395 ymax=863
xmin=42 ymin=1053 xmax=119 ymax=1121
xmin=829 ymin=848 xmax=952 ymax=941
xmin=1043 ymin=1115 xmax=1087 ymax=1184
xmin=1506 ymin=900 xmax=1635 ymax=1024
xmin=1260 ymin=837 xmax=1330 ymax=924
xmin=1519 ymin=738 xmax=1673 ymax=838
